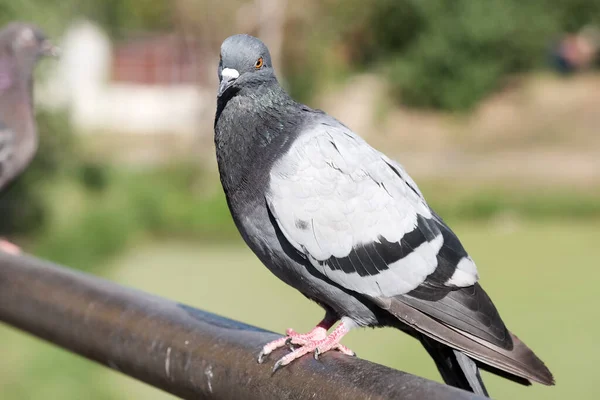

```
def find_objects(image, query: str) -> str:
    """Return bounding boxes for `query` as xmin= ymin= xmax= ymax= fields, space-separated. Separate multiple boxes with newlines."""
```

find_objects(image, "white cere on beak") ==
xmin=221 ymin=68 xmax=240 ymax=80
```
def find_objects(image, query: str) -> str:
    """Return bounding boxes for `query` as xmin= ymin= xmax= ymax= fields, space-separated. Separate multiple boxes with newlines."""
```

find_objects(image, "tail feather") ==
xmin=454 ymin=349 xmax=488 ymax=396
xmin=376 ymin=296 xmax=555 ymax=386
xmin=421 ymin=335 xmax=490 ymax=397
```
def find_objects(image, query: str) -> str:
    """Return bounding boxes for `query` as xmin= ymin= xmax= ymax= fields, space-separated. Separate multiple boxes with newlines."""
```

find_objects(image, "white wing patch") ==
xmin=267 ymin=121 xmax=449 ymax=297
xmin=309 ymin=235 xmax=444 ymax=296
xmin=446 ymin=257 xmax=479 ymax=287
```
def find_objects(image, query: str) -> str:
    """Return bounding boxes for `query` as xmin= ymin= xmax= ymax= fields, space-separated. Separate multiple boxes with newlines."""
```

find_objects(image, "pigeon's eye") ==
xmin=255 ymin=57 xmax=264 ymax=69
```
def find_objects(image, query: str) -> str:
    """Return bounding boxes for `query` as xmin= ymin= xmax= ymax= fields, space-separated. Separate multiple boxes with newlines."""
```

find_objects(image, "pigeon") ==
xmin=214 ymin=34 xmax=554 ymax=396
xmin=0 ymin=23 xmax=58 ymax=254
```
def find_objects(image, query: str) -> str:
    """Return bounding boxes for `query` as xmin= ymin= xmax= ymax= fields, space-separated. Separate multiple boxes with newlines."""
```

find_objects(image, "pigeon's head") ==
xmin=217 ymin=34 xmax=275 ymax=98
xmin=0 ymin=23 xmax=59 ymax=70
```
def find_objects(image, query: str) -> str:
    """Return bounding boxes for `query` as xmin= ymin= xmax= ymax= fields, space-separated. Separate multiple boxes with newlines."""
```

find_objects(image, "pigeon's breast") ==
xmin=214 ymin=97 xmax=302 ymax=203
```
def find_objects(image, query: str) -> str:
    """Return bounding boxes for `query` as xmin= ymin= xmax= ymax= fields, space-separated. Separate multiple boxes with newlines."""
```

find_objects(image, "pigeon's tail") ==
xmin=420 ymin=335 xmax=489 ymax=397
xmin=378 ymin=295 xmax=555 ymax=390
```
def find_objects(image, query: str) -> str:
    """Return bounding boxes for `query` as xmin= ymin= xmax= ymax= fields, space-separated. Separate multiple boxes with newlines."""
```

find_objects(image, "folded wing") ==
xmin=266 ymin=117 xmax=479 ymax=298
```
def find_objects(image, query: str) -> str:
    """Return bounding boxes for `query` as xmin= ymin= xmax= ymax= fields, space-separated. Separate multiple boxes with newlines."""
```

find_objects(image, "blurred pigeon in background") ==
xmin=214 ymin=34 xmax=554 ymax=396
xmin=0 ymin=23 xmax=58 ymax=254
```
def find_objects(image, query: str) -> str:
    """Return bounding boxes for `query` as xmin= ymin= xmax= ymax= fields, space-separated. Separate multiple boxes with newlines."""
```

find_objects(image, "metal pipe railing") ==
xmin=0 ymin=253 xmax=483 ymax=399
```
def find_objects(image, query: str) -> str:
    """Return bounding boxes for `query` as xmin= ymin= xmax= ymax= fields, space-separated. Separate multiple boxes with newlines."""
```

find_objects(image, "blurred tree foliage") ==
xmin=316 ymin=0 xmax=600 ymax=111
xmin=0 ymin=0 xmax=173 ymax=39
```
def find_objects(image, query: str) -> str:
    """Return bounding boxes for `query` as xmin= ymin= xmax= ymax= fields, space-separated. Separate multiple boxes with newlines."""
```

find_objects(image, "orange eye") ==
xmin=255 ymin=57 xmax=263 ymax=69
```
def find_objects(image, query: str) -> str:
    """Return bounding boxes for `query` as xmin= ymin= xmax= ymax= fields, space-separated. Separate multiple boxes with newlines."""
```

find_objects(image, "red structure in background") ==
xmin=111 ymin=34 xmax=206 ymax=85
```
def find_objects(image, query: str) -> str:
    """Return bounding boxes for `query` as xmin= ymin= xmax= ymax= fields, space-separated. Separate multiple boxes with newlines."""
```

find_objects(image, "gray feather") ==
xmin=377 ymin=296 xmax=554 ymax=385
xmin=266 ymin=118 xmax=471 ymax=297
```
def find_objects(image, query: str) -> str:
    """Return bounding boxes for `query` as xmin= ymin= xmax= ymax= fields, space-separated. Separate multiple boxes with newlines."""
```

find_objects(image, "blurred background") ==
xmin=0 ymin=0 xmax=599 ymax=399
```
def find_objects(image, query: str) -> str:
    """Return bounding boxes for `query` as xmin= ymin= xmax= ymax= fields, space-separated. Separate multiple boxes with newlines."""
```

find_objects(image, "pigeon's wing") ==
xmin=266 ymin=116 xmax=516 ymax=348
xmin=266 ymin=117 xmax=479 ymax=298
xmin=397 ymin=210 xmax=512 ymax=348
xmin=265 ymin=115 xmax=554 ymax=387
xmin=0 ymin=122 xmax=15 ymax=189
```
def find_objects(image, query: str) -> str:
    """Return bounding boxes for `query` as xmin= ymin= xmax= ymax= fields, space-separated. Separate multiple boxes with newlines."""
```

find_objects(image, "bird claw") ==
xmin=257 ymin=350 xmax=267 ymax=364
xmin=258 ymin=326 xmax=324 ymax=364
xmin=257 ymin=336 xmax=288 ymax=364
xmin=260 ymin=322 xmax=353 ymax=370
xmin=272 ymin=358 xmax=285 ymax=373
xmin=314 ymin=342 xmax=356 ymax=360
xmin=335 ymin=343 xmax=357 ymax=357
xmin=285 ymin=337 xmax=296 ymax=351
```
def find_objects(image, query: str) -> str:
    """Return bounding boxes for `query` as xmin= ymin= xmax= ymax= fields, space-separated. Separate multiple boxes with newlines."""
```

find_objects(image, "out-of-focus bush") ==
xmin=553 ymin=0 xmax=600 ymax=32
xmin=302 ymin=0 xmax=600 ymax=111
xmin=387 ymin=1 xmax=557 ymax=111
xmin=32 ymin=165 xmax=238 ymax=272
xmin=326 ymin=0 xmax=423 ymax=67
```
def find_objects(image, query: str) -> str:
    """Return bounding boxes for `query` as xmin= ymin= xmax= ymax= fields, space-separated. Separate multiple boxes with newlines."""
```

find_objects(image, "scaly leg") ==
xmin=258 ymin=313 xmax=337 ymax=364
xmin=259 ymin=316 xmax=357 ymax=372
xmin=272 ymin=318 xmax=356 ymax=372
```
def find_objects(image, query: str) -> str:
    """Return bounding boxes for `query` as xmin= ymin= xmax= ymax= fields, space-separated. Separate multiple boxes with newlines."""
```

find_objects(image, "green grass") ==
xmin=1 ymin=219 xmax=598 ymax=399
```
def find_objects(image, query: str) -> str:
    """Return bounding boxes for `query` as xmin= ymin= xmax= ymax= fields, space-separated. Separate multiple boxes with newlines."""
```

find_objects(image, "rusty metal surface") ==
xmin=0 ymin=253 xmax=484 ymax=400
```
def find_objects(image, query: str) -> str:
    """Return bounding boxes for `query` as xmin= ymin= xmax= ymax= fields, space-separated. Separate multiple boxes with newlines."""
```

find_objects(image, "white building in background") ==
xmin=40 ymin=20 xmax=212 ymax=136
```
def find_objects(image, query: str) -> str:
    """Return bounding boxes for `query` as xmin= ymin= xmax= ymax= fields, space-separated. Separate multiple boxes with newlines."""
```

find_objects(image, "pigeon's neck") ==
xmin=214 ymin=81 xmax=302 ymax=196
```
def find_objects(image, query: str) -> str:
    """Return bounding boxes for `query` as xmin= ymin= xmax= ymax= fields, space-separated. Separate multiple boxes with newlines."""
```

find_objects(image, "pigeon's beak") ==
xmin=40 ymin=40 xmax=61 ymax=58
xmin=218 ymin=68 xmax=239 ymax=97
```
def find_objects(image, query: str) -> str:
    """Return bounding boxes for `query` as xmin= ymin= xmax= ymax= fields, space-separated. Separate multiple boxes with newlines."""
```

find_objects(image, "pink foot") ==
xmin=258 ymin=325 xmax=328 ymax=364
xmin=285 ymin=327 xmax=355 ymax=358
xmin=273 ymin=322 xmax=355 ymax=372
xmin=0 ymin=239 xmax=21 ymax=255
xmin=258 ymin=319 xmax=356 ymax=372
